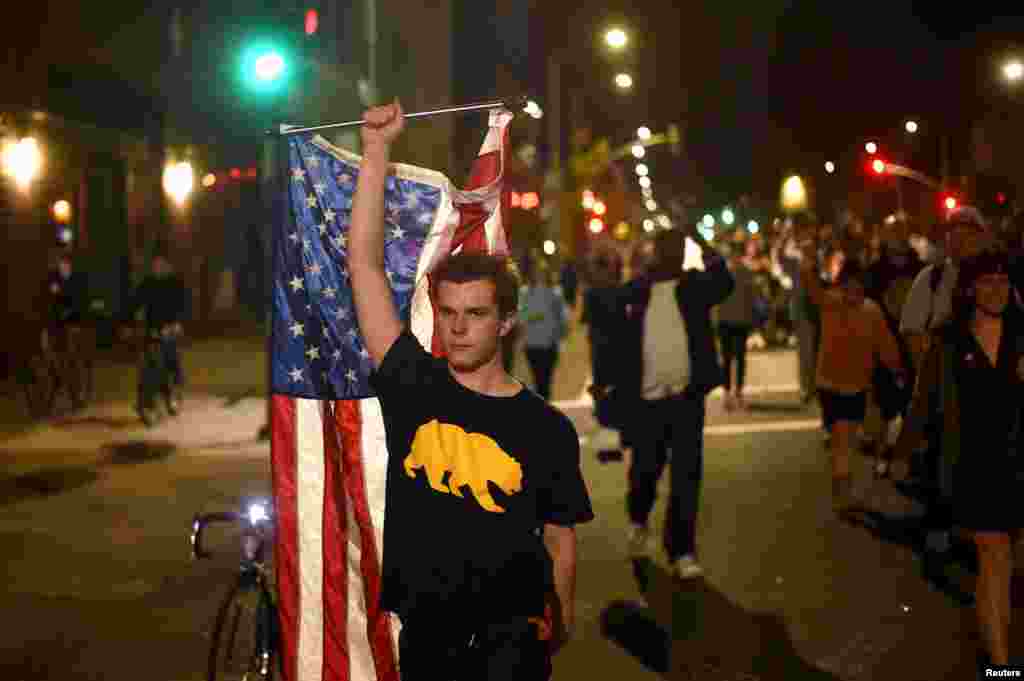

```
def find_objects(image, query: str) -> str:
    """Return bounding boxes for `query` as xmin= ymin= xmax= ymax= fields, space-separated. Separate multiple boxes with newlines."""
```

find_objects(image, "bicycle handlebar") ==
xmin=190 ymin=511 xmax=241 ymax=560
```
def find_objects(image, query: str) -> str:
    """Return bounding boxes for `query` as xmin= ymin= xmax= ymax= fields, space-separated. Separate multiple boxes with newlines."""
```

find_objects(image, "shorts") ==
xmin=818 ymin=389 xmax=867 ymax=430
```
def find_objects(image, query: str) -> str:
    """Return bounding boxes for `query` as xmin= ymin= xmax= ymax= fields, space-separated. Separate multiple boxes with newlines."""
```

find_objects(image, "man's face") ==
xmin=946 ymin=222 xmax=990 ymax=261
xmin=973 ymin=272 xmax=1010 ymax=317
xmin=435 ymin=279 xmax=512 ymax=373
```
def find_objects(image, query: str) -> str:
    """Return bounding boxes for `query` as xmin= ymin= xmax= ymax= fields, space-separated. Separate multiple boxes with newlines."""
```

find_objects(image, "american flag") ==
xmin=270 ymin=109 xmax=513 ymax=681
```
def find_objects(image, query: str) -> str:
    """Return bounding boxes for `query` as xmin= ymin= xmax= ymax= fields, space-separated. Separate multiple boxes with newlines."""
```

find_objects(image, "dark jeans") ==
xmin=717 ymin=322 xmax=751 ymax=391
xmin=138 ymin=336 xmax=183 ymax=410
xmin=627 ymin=391 xmax=706 ymax=559
xmin=398 ymin=616 xmax=551 ymax=681
xmin=525 ymin=346 xmax=558 ymax=401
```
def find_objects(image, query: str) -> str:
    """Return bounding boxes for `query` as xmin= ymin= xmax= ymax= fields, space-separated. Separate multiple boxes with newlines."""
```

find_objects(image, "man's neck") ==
xmin=448 ymin=359 xmax=521 ymax=397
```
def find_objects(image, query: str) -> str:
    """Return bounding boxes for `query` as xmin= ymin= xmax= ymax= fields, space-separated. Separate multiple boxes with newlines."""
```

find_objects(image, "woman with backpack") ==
xmin=892 ymin=248 xmax=1024 ymax=667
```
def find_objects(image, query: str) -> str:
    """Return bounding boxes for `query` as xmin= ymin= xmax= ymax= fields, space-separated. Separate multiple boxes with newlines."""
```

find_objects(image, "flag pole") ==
xmin=275 ymin=95 xmax=528 ymax=136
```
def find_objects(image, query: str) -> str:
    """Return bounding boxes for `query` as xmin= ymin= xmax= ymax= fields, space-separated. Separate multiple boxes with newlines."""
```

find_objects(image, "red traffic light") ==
xmin=943 ymin=195 xmax=958 ymax=212
xmin=593 ymin=200 xmax=607 ymax=216
xmin=871 ymin=159 xmax=886 ymax=175
xmin=588 ymin=217 xmax=605 ymax=234
xmin=997 ymin=192 xmax=1007 ymax=205
xmin=305 ymin=9 xmax=319 ymax=35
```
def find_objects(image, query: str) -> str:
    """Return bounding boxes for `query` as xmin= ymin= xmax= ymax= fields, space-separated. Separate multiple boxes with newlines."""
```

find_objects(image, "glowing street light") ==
xmin=747 ymin=220 xmax=760 ymax=234
xmin=865 ymin=141 xmax=878 ymax=154
xmin=824 ymin=161 xmax=836 ymax=174
xmin=702 ymin=214 xmax=715 ymax=228
xmin=645 ymin=199 xmax=658 ymax=211
xmin=2 ymin=137 xmax=43 ymax=190
xmin=638 ymin=176 xmax=651 ymax=189
xmin=781 ymin=175 xmax=807 ymax=212
xmin=605 ymin=28 xmax=628 ymax=50
xmin=905 ymin=120 xmax=919 ymax=134
xmin=631 ymin=144 xmax=646 ymax=159
xmin=637 ymin=126 xmax=652 ymax=140
xmin=1004 ymin=59 xmax=1023 ymax=83
xmin=163 ymin=161 xmax=195 ymax=205
xmin=722 ymin=208 xmax=735 ymax=225
xmin=543 ymin=240 xmax=557 ymax=255
xmin=635 ymin=163 xmax=649 ymax=176
xmin=523 ymin=100 xmax=544 ymax=119
xmin=202 ymin=173 xmax=217 ymax=188
xmin=615 ymin=73 xmax=633 ymax=90
xmin=643 ymin=219 xmax=655 ymax=232
xmin=52 ymin=199 xmax=72 ymax=223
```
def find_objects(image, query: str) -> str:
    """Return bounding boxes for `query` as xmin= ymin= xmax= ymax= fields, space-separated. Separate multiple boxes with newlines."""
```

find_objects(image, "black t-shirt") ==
xmin=369 ymin=330 xmax=594 ymax=621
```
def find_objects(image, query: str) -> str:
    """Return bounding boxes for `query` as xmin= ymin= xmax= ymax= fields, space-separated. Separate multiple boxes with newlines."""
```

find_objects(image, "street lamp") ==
xmin=781 ymin=175 xmax=807 ymax=213
xmin=637 ymin=126 xmax=652 ymax=140
xmin=824 ymin=161 xmax=836 ymax=174
xmin=2 ymin=137 xmax=43 ymax=191
xmin=721 ymin=208 xmax=735 ymax=225
xmin=635 ymin=163 xmax=649 ymax=176
xmin=905 ymin=120 xmax=919 ymax=134
xmin=605 ymin=28 xmax=628 ymax=50
xmin=645 ymin=199 xmax=658 ymax=211
xmin=865 ymin=141 xmax=878 ymax=154
xmin=702 ymin=214 xmax=715 ymax=228
xmin=163 ymin=161 xmax=195 ymax=205
xmin=631 ymin=144 xmax=645 ymax=159
xmin=1003 ymin=59 xmax=1023 ymax=83
xmin=638 ymin=176 xmax=651 ymax=189
xmin=614 ymin=73 xmax=633 ymax=90
xmin=543 ymin=239 xmax=557 ymax=255
xmin=52 ymin=199 xmax=72 ymax=223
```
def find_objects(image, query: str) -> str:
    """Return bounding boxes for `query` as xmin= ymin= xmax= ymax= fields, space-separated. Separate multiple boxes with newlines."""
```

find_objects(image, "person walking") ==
xmin=798 ymin=242 xmax=905 ymax=515
xmin=347 ymin=100 xmax=594 ymax=680
xmin=716 ymin=243 xmax=759 ymax=411
xmin=773 ymin=218 xmax=819 ymax=404
xmin=892 ymin=249 xmax=1023 ymax=667
xmin=620 ymin=224 xmax=734 ymax=579
xmin=521 ymin=264 xmax=568 ymax=401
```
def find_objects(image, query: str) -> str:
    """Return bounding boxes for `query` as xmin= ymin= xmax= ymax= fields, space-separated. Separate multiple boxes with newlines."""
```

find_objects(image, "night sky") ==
xmin=529 ymin=1 xmax=1024 ymax=210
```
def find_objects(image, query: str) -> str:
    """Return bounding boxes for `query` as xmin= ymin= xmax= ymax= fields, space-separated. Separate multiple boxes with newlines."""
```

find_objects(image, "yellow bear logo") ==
xmin=403 ymin=420 xmax=523 ymax=513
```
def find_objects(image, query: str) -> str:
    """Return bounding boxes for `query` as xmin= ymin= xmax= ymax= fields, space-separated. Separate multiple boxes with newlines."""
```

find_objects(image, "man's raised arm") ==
xmin=349 ymin=100 xmax=406 ymax=368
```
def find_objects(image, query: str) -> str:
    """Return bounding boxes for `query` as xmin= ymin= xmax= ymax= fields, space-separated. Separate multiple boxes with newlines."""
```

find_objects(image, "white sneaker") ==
xmin=628 ymin=524 xmax=651 ymax=558
xmin=671 ymin=554 xmax=704 ymax=580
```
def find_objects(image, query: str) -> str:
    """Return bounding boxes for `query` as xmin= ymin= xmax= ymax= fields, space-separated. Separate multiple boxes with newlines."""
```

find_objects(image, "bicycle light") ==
xmin=247 ymin=502 xmax=270 ymax=526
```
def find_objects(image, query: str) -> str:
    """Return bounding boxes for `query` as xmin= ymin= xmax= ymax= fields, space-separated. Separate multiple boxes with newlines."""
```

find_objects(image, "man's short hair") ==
xmin=430 ymin=252 xmax=521 ymax=319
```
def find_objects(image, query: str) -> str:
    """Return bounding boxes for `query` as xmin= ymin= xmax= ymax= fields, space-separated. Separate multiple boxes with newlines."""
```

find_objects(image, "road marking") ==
xmin=554 ymin=383 xmax=802 ymax=411
xmin=703 ymin=419 xmax=821 ymax=436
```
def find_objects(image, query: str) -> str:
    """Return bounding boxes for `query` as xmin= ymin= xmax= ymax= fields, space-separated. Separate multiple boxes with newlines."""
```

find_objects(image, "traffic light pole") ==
xmin=258 ymin=122 xmax=287 ymax=441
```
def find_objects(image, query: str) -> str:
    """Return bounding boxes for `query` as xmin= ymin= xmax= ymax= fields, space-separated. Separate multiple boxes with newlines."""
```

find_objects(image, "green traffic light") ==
xmin=240 ymin=41 xmax=292 ymax=95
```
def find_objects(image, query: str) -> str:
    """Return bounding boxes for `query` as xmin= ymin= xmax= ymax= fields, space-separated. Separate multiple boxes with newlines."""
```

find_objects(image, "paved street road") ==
xmin=1 ymin=321 xmax=1020 ymax=679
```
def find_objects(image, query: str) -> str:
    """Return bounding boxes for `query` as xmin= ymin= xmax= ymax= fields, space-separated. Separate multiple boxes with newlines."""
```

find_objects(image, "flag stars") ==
xmin=358 ymin=347 xmax=370 ymax=360
xmin=333 ymin=234 xmax=347 ymax=249
xmin=323 ymin=208 xmax=336 ymax=223
xmin=306 ymin=346 xmax=321 ymax=361
xmin=306 ymin=194 xmax=318 ymax=209
xmin=317 ymin=223 xmax=328 ymax=236
xmin=322 ymin=286 xmax=337 ymax=300
xmin=385 ymin=269 xmax=396 ymax=284
xmin=391 ymin=226 xmax=406 ymax=241
xmin=332 ymin=349 xmax=343 ymax=361
xmin=289 ymin=276 xmax=305 ymax=292
xmin=289 ymin=367 xmax=304 ymax=382
xmin=292 ymin=168 xmax=306 ymax=182
xmin=289 ymin=321 xmax=305 ymax=338
xmin=303 ymin=238 xmax=312 ymax=251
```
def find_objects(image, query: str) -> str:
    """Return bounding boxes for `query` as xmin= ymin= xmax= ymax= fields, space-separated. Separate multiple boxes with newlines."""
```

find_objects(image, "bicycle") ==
xmin=191 ymin=499 xmax=279 ymax=681
xmin=17 ymin=324 xmax=96 ymax=419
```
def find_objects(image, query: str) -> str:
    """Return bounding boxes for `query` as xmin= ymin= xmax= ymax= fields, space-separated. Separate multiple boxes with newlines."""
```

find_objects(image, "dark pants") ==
xmin=627 ymin=391 xmax=706 ymax=559
xmin=138 ymin=336 xmax=183 ymax=410
xmin=525 ymin=346 xmax=558 ymax=401
xmin=717 ymin=322 xmax=751 ymax=391
xmin=398 ymin=616 xmax=551 ymax=681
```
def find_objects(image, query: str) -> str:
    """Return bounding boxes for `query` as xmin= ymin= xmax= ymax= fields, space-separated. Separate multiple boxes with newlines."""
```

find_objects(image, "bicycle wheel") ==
xmin=208 ymin=579 xmax=276 ymax=681
xmin=19 ymin=354 xmax=57 ymax=419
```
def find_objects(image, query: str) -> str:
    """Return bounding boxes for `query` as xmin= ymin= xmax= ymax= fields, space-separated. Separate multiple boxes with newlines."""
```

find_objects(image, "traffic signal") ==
xmin=588 ymin=217 xmax=605 ymax=234
xmin=240 ymin=41 xmax=293 ymax=95
xmin=870 ymin=158 xmax=887 ymax=175
xmin=305 ymin=9 xmax=319 ymax=35
xmin=942 ymin=193 xmax=958 ymax=213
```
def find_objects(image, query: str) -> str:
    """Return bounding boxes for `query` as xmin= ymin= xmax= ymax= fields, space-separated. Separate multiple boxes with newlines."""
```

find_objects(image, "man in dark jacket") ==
xmin=619 ymin=224 xmax=734 ymax=580
xmin=129 ymin=251 xmax=188 ymax=424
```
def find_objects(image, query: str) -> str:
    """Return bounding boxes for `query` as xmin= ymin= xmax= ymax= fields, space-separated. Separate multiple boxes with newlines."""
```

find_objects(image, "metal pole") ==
xmin=277 ymin=96 xmax=525 ymax=136
xmin=366 ymin=0 xmax=377 ymax=105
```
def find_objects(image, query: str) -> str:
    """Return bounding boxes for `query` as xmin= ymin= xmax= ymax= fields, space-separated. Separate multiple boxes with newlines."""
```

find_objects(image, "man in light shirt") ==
xmin=617 ymin=225 xmax=733 ymax=580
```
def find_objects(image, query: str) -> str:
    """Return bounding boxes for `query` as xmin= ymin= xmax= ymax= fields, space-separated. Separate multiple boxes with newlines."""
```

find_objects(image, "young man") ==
xmin=348 ymin=100 xmax=593 ymax=681
xmin=128 ymin=251 xmax=187 ymax=425
xmin=620 ymin=224 xmax=734 ymax=579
